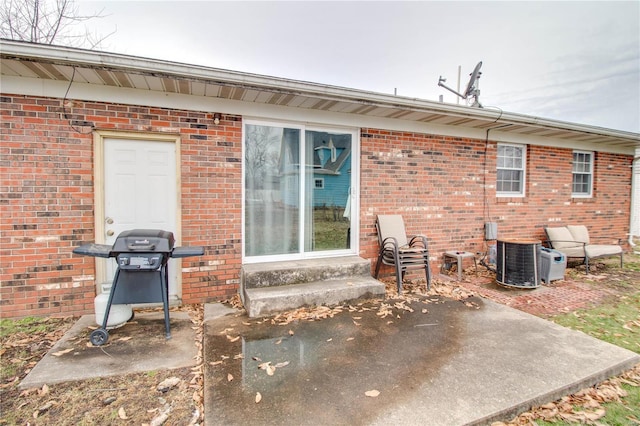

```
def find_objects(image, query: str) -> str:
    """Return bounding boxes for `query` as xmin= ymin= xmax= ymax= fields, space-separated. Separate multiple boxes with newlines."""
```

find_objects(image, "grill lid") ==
xmin=112 ymin=229 xmax=176 ymax=253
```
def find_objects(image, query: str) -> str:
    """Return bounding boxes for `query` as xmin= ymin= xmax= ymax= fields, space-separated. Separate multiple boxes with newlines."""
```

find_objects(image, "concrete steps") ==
xmin=240 ymin=256 xmax=385 ymax=317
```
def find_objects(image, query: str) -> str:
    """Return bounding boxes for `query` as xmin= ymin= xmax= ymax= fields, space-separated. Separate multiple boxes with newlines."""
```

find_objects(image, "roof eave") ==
xmin=1 ymin=39 xmax=638 ymax=146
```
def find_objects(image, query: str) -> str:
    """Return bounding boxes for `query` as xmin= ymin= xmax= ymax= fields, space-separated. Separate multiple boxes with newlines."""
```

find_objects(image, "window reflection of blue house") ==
xmin=278 ymin=131 xmax=351 ymax=209
xmin=312 ymin=135 xmax=351 ymax=208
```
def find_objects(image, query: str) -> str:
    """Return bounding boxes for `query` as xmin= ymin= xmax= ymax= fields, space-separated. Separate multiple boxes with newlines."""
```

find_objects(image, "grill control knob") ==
xmin=106 ymin=230 xmax=114 ymax=236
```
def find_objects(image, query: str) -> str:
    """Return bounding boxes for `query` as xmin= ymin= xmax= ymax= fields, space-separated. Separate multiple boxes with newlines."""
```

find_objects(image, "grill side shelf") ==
xmin=73 ymin=243 xmax=113 ymax=258
xmin=171 ymin=246 xmax=205 ymax=258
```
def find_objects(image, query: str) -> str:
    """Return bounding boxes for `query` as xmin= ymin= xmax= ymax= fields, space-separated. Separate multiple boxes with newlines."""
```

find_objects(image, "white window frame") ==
xmin=314 ymin=178 xmax=325 ymax=189
xmin=572 ymin=150 xmax=594 ymax=198
xmin=496 ymin=143 xmax=526 ymax=197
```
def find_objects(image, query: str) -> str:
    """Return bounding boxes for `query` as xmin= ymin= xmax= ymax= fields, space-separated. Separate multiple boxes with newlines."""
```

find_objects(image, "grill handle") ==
xmin=127 ymin=243 xmax=156 ymax=251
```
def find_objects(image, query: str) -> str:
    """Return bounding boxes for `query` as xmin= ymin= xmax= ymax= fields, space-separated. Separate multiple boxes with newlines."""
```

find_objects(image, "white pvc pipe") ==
xmin=630 ymin=150 xmax=640 ymax=250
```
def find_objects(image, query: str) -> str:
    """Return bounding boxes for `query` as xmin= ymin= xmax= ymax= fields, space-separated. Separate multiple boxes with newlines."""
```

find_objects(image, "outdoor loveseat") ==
xmin=544 ymin=225 xmax=623 ymax=273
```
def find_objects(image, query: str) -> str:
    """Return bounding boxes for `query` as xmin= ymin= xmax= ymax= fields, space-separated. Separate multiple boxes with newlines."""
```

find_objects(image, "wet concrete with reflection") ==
xmin=205 ymin=295 xmax=482 ymax=425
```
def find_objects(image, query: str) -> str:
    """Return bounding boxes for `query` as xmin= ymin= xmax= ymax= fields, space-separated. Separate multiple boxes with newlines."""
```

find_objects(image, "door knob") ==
xmin=106 ymin=230 xmax=114 ymax=236
xmin=106 ymin=217 xmax=114 ymax=224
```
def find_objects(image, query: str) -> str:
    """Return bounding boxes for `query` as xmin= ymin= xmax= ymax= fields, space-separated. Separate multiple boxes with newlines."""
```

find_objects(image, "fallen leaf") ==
xmin=274 ymin=361 xmax=290 ymax=368
xmin=288 ymin=330 xmax=294 ymax=336
xmin=34 ymin=400 xmax=56 ymax=417
xmin=365 ymin=390 xmax=380 ymax=397
xmin=209 ymin=360 xmax=223 ymax=366
xmin=118 ymin=406 xmax=128 ymax=419
xmin=266 ymin=365 xmax=276 ymax=376
xmin=255 ymin=392 xmax=262 ymax=403
xmin=156 ymin=377 xmax=181 ymax=392
xmin=149 ymin=411 xmax=169 ymax=426
xmin=227 ymin=373 xmax=234 ymax=382
xmin=226 ymin=335 xmax=240 ymax=342
xmin=51 ymin=348 xmax=73 ymax=357
xmin=346 ymin=337 xmax=355 ymax=341
xmin=117 ymin=336 xmax=133 ymax=342
xmin=40 ymin=384 xmax=49 ymax=395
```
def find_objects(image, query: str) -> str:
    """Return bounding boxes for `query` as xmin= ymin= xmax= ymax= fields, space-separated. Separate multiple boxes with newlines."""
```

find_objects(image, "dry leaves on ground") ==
xmin=492 ymin=363 xmax=640 ymax=426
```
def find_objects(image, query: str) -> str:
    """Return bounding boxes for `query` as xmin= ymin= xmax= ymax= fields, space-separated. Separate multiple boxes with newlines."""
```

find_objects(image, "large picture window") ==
xmin=243 ymin=121 xmax=355 ymax=261
xmin=497 ymin=143 xmax=525 ymax=196
xmin=572 ymin=151 xmax=593 ymax=197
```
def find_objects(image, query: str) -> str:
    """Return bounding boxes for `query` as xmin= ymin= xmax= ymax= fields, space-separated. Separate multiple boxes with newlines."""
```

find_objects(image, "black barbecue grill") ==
xmin=73 ymin=229 xmax=204 ymax=346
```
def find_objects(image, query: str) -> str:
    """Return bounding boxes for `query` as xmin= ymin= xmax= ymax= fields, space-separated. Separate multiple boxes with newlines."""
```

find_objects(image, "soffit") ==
xmin=1 ymin=42 xmax=639 ymax=151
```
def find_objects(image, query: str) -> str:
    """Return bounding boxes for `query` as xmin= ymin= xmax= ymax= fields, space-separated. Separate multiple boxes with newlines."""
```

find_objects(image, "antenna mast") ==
xmin=438 ymin=61 xmax=483 ymax=108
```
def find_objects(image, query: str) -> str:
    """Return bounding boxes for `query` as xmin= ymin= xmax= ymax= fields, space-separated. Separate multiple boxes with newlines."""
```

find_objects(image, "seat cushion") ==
xmin=567 ymin=225 xmax=590 ymax=244
xmin=546 ymin=227 xmax=580 ymax=250
xmin=585 ymin=244 xmax=622 ymax=258
xmin=560 ymin=246 xmax=586 ymax=258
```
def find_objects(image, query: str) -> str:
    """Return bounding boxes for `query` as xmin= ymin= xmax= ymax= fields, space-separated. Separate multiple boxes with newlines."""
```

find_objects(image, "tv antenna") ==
xmin=438 ymin=61 xmax=483 ymax=108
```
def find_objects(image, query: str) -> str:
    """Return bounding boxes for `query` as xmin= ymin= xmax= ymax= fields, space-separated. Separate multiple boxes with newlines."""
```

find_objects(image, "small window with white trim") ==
xmin=496 ymin=143 xmax=526 ymax=197
xmin=572 ymin=151 xmax=593 ymax=197
xmin=314 ymin=178 xmax=324 ymax=189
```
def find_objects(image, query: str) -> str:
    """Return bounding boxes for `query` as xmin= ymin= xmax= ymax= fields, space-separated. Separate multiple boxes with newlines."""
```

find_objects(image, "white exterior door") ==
xmin=101 ymin=137 xmax=179 ymax=299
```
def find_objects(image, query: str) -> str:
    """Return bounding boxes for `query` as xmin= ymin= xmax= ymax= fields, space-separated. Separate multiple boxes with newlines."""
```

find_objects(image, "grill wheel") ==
xmin=90 ymin=328 xmax=109 ymax=346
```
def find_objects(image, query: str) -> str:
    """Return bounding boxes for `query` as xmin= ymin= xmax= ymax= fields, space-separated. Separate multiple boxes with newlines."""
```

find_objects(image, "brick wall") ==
xmin=359 ymin=128 xmax=633 ymax=279
xmin=1 ymin=95 xmax=243 ymax=318
xmin=1 ymin=96 xmax=633 ymax=318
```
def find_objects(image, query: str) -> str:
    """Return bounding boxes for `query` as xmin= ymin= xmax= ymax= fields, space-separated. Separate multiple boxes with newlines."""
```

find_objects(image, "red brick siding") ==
xmin=360 ymin=128 xmax=632 ymax=279
xmin=1 ymin=95 xmax=242 ymax=318
xmin=1 ymin=96 xmax=633 ymax=318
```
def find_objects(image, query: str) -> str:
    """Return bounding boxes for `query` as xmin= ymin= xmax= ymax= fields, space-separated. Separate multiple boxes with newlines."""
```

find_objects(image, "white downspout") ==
xmin=630 ymin=149 xmax=640 ymax=251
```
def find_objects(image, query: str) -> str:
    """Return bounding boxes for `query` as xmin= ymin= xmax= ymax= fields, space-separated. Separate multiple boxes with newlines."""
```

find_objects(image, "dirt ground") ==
xmin=1 ymin=257 xmax=639 ymax=425
xmin=0 ymin=306 xmax=204 ymax=426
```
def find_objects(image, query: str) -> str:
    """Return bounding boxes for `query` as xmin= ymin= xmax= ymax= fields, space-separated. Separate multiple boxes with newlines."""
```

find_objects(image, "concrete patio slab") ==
xmin=20 ymin=311 xmax=197 ymax=389
xmin=203 ymin=297 xmax=639 ymax=425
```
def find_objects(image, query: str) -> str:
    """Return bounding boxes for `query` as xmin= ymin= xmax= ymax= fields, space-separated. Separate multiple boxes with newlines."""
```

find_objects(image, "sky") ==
xmin=77 ymin=1 xmax=640 ymax=133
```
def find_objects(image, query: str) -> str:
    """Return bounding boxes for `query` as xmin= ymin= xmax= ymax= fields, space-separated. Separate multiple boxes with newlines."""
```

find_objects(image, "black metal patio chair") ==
xmin=374 ymin=214 xmax=431 ymax=294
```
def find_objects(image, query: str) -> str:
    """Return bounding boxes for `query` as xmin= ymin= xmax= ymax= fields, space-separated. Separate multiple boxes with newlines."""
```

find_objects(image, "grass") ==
xmin=313 ymin=214 xmax=349 ymax=250
xmin=0 ymin=316 xmax=59 ymax=339
xmin=533 ymin=256 xmax=640 ymax=425
xmin=0 ymin=316 xmax=75 ymax=384
xmin=551 ymin=293 xmax=640 ymax=353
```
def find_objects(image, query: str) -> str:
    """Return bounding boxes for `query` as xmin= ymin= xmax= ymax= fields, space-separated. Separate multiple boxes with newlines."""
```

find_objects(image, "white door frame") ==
xmin=93 ymin=130 xmax=182 ymax=296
